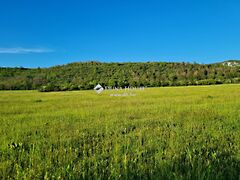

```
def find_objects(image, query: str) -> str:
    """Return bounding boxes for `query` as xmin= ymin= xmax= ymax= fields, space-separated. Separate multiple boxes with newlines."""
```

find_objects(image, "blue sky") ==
xmin=0 ymin=0 xmax=240 ymax=67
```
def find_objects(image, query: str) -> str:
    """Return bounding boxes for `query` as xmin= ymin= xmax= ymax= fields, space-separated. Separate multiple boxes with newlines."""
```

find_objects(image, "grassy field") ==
xmin=0 ymin=85 xmax=239 ymax=179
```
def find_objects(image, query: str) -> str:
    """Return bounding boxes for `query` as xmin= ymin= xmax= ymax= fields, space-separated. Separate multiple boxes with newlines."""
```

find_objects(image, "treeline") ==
xmin=0 ymin=61 xmax=240 ymax=91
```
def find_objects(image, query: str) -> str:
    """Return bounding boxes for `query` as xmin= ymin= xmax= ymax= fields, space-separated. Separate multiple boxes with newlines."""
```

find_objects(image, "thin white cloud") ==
xmin=0 ymin=47 xmax=54 ymax=54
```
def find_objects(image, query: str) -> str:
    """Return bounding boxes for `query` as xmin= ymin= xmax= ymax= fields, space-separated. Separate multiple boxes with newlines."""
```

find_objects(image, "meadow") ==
xmin=0 ymin=85 xmax=239 ymax=179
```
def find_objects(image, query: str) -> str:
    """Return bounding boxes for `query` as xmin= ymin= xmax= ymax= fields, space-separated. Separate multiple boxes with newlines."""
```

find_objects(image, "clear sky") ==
xmin=0 ymin=0 xmax=240 ymax=67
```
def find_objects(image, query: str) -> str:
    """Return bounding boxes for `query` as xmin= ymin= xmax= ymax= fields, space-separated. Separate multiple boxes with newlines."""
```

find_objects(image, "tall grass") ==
xmin=0 ymin=85 xmax=239 ymax=179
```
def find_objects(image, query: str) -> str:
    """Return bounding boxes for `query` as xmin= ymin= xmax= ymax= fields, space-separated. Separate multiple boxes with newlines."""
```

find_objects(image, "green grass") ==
xmin=0 ymin=85 xmax=240 ymax=179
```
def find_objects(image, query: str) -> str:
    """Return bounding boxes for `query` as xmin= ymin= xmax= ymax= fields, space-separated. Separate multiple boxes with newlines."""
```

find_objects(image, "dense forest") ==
xmin=0 ymin=60 xmax=240 ymax=91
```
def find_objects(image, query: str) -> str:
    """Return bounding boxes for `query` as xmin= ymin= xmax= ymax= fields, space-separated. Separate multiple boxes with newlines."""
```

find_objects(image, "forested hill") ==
xmin=0 ymin=60 xmax=240 ymax=91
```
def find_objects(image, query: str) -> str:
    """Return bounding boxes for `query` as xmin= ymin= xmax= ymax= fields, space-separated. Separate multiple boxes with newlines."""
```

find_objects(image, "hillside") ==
xmin=221 ymin=60 xmax=240 ymax=67
xmin=0 ymin=61 xmax=240 ymax=91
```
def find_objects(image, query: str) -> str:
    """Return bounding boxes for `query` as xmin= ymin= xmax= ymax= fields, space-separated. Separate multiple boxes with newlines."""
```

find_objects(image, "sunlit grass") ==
xmin=0 ymin=85 xmax=239 ymax=179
